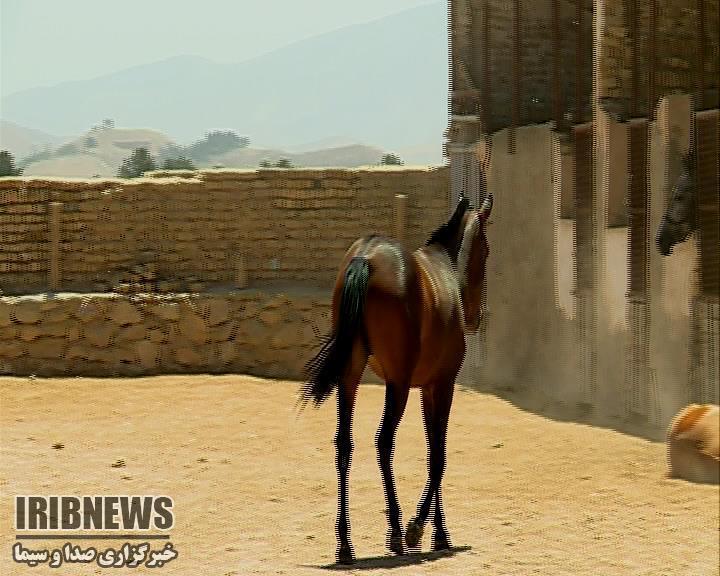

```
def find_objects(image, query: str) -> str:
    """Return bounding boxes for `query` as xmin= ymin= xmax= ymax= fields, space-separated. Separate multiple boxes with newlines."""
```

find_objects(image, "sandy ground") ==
xmin=1 ymin=375 xmax=718 ymax=576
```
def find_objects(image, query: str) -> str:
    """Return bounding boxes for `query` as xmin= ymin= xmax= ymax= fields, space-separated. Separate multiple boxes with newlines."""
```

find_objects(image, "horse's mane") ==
xmin=426 ymin=195 xmax=471 ymax=263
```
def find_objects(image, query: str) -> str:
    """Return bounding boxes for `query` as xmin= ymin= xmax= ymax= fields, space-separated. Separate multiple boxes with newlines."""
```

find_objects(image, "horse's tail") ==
xmin=299 ymin=257 xmax=370 ymax=408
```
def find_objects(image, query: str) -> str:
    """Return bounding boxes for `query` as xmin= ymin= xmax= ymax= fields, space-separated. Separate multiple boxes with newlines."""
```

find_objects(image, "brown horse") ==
xmin=298 ymin=191 xmax=493 ymax=564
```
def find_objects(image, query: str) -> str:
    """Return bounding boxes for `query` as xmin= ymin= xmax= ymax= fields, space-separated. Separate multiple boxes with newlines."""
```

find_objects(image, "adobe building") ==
xmin=448 ymin=0 xmax=719 ymax=424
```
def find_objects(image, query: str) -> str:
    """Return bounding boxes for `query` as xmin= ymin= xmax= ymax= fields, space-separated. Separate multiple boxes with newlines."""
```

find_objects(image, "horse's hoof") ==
xmin=388 ymin=528 xmax=405 ymax=555
xmin=432 ymin=532 xmax=452 ymax=552
xmin=337 ymin=543 xmax=354 ymax=565
xmin=405 ymin=518 xmax=424 ymax=549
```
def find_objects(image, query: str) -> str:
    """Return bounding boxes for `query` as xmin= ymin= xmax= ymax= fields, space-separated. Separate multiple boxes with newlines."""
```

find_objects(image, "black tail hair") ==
xmin=298 ymin=257 xmax=370 ymax=408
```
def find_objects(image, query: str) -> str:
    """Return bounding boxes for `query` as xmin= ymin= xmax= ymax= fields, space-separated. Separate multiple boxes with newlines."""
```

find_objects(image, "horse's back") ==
xmin=338 ymin=235 xmax=414 ymax=298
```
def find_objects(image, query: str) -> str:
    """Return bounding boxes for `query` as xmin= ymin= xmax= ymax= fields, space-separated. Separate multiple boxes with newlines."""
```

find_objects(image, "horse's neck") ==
xmin=413 ymin=246 xmax=463 ymax=323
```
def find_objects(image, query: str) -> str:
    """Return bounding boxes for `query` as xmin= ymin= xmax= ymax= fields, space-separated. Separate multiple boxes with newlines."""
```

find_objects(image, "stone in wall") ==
xmin=0 ymin=290 xmax=332 ymax=380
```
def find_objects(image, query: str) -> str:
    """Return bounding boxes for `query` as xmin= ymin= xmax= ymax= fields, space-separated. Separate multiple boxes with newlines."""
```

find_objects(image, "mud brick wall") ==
xmin=0 ymin=167 xmax=450 ymax=295
xmin=0 ymin=188 xmax=50 ymax=291
xmin=0 ymin=290 xmax=332 ymax=380
xmin=599 ymin=0 xmax=720 ymax=112
xmin=455 ymin=0 xmax=594 ymax=130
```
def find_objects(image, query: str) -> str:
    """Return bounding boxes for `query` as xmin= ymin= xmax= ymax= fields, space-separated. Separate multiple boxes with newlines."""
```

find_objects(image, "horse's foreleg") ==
xmin=406 ymin=385 xmax=453 ymax=551
xmin=376 ymin=383 xmax=409 ymax=555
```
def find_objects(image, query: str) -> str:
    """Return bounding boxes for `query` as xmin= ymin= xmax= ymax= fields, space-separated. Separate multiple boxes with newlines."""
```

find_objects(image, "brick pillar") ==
xmin=48 ymin=202 xmax=63 ymax=292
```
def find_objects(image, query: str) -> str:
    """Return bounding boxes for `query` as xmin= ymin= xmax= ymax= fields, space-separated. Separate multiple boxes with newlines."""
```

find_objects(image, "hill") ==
xmin=15 ymin=125 xmax=396 ymax=176
xmin=0 ymin=120 xmax=64 ymax=159
xmin=20 ymin=126 xmax=175 ymax=177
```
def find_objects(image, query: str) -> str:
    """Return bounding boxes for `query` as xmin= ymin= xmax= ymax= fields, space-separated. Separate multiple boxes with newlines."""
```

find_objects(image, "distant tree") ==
xmin=157 ymin=143 xmax=186 ymax=165
xmin=162 ymin=156 xmax=196 ymax=170
xmin=380 ymin=153 xmax=403 ymax=166
xmin=259 ymin=158 xmax=294 ymax=168
xmin=187 ymin=130 xmax=250 ymax=161
xmin=102 ymin=119 xmax=115 ymax=129
xmin=118 ymin=147 xmax=157 ymax=178
xmin=85 ymin=136 xmax=98 ymax=148
xmin=0 ymin=150 xmax=23 ymax=176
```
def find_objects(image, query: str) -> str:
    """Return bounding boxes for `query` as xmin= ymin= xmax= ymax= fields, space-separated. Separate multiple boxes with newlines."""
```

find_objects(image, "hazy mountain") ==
xmin=1 ymin=2 xmax=448 ymax=165
xmin=0 ymin=120 xmax=65 ymax=159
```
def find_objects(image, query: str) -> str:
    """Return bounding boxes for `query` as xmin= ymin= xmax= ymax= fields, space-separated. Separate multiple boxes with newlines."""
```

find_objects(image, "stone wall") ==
xmin=0 ymin=289 xmax=333 ymax=380
xmin=0 ymin=166 xmax=449 ymax=296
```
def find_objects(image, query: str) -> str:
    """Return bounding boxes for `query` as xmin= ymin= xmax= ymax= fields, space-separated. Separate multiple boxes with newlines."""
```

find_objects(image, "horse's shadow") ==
xmin=303 ymin=545 xmax=472 ymax=571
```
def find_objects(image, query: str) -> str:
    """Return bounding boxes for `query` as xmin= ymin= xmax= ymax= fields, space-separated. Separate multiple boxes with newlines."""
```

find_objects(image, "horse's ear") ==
xmin=479 ymin=193 xmax=493 ymax=221
xmin=444 ymin=193 xmax=470 ymax=232
xmin=454 ymin=192 xmax=470 ymax=214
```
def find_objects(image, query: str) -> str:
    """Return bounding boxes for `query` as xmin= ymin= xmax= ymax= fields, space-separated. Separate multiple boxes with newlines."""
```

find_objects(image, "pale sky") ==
xmin=0 ymin=0 xmax=439 ymax=97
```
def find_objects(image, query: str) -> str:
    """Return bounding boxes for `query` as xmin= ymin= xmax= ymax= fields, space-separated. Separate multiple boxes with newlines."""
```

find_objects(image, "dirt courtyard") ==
xmin=1 ymin=375 xmax=718 ymax=575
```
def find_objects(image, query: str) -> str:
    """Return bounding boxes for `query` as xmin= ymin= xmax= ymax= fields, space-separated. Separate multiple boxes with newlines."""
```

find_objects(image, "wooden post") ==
xmin=649 ymin=0 xmax=657 ymax=119
xmin=575 ymin=0 xmax=584 ymax=125
xmin=630 ymin=0 xmax=638 ymax=118
xmin=551 ymin=0 xmax=563 ymax=132
xmin=48 ymin=202 xmax=63 ymax=292
xmin=510 ymin=0 xmax=520 ymax=154
xmin=394 ymin=194 xmax=408 ymax=244
xmin=697 ymin=0 xmax=706 ymax=110
xmin=482 ymin=0 xmax=491 ymax=134
xmin=235 ymin=254 xmax=247 ymax=289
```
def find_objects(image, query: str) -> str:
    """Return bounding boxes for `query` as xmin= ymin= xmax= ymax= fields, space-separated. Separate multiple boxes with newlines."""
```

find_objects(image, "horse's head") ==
xmin=656 ymin=151 xmax=697 ymax=256
xmin=457 ymin=193 xmax=493 ymax=332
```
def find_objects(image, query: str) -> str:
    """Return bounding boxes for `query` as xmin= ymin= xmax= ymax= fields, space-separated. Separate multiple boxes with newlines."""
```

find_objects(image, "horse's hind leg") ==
xmin=406 ymin=384 xmax=454 ymax=551
xmin=376 ymin=382 xmax=410 ymax=555
xmin=334 ymin=341 xmax=365 ymax=565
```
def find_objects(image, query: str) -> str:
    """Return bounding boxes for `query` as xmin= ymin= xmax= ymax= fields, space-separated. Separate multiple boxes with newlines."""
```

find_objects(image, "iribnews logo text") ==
xmin=15 ymin=496 xmax=174 ymax=531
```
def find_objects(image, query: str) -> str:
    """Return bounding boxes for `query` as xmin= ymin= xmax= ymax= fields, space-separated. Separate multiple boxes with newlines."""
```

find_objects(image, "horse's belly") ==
xmin=368 ymin=355 xmax=385 ymax=381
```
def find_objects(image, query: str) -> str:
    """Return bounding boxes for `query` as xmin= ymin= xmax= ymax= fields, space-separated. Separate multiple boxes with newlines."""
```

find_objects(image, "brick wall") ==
xmin=599 ymin=0 xmax=720 ymax=113
xmin=0 ymin=167 xmax=450 ymax=296
xmin=452 ymin=0 xmax=594 ymax=130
